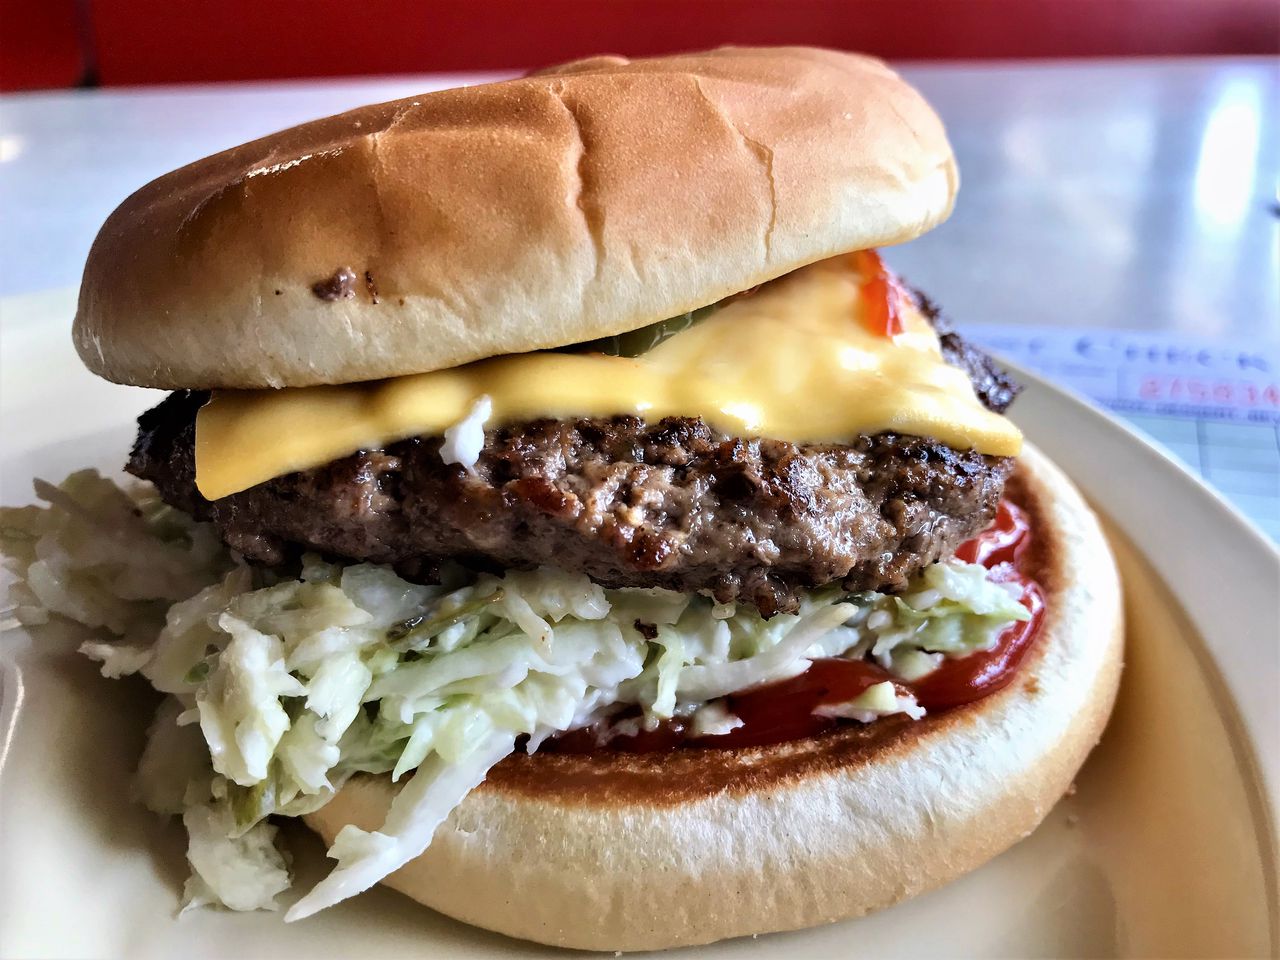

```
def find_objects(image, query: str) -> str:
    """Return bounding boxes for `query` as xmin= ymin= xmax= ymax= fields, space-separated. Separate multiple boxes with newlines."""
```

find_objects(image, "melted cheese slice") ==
xmin=196 ymin=256 xmax=1022 ymax=500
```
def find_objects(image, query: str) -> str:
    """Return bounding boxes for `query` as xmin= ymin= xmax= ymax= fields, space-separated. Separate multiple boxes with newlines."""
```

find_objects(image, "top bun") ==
xmin=74 ymin=47 xmax=957 ymax=390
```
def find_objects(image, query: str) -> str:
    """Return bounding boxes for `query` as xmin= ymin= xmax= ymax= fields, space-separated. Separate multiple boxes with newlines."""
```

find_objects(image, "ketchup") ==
xmin=954 ymin=500 xmax=1030 ymax=567
xmin=544 ymin=500 xmax=1044 ymax=755
xmin=912 ymin=570 xmax=1043 ymax=711
xmin=548 ymin=716 xmax=690 ymax=755
xmin=545 ymin=659 xmax=895 ymax=756
xmin=697 ymin=657 xmax=894 ymax=749
xmin=852 ymin=249 xmax=907 ymax=338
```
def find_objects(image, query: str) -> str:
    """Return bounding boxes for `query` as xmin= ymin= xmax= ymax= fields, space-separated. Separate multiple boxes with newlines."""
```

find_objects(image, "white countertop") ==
xmin=1 ymin=58 xmax=1276 ymax=337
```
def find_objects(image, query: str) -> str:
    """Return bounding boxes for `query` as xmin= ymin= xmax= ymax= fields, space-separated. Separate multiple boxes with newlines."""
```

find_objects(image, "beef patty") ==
xmin=129 ymin=293 xmax=1019 ymax=616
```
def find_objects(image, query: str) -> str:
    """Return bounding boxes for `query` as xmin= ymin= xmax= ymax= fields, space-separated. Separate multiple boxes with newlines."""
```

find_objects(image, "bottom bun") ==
xmin=304 ymin=443 xmax=1123 ymax=951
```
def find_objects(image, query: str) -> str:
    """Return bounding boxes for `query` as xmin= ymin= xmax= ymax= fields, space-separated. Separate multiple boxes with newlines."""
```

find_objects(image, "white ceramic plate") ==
xmin=1 ymin=290 xmax=1277 ymax=958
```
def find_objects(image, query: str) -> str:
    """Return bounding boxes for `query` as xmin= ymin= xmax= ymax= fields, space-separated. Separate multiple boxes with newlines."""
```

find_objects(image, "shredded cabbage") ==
xmin=180 ymin=804 xmax=292 ymax=913
xmin=0 ymin=470 xmax=229 ymax=635
xmin=815 ymin=680 xmax=926 ymax=723
xmin=0 ymin=472 xmax=1031 ymax=918
xmin=689 ymin=700 xmax=744 ymax=737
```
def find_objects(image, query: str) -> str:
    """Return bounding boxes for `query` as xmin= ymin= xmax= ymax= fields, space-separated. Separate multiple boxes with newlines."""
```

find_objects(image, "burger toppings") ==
xmin=851 ymin=249 xmax=908 ymax=337
xmin=688 ymin=700 xmax=745 ymax=737
xmin=437 ymin=394 xmax=492 ymax=471
xmin=190 ymin=254 xmax=1022 ymax=503
xmin=548 ymin=502 xmax=1042 ymax=753
xmin=0 ymin=470 xmax=1034 ymax=919
xmin=132 ymin=400 xmax=1014 ymax=616
xmin=558 ymin=299 xmax=726 ymax=357
xmin=127 ymin=258 xmax=1021 ymax=616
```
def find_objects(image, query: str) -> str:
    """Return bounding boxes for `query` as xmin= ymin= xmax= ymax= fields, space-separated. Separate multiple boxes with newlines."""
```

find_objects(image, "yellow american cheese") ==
xmin=195 ymin=257 xmax=1023 ymax=500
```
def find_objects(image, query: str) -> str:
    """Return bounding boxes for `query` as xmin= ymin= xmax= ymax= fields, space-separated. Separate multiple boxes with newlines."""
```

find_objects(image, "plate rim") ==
xmin=1001 ymin=358 xmax=1279 ymax=896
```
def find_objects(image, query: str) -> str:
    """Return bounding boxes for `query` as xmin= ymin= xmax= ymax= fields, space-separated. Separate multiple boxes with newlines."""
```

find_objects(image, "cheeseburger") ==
xmin=1 ymin=47 xmax=1121 ymax=950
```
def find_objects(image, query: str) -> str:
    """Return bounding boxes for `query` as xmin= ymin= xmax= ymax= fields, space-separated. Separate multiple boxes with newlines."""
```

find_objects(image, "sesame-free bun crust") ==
xmin=73 ymin=47 xmax=957 ymax=389
xmin=304 ymin=444 xmax=1124 ymax=951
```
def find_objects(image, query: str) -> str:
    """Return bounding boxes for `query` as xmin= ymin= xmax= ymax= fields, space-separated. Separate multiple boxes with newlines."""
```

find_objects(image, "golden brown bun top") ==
xmin=73 ymin=47 xmax=958 ymax=389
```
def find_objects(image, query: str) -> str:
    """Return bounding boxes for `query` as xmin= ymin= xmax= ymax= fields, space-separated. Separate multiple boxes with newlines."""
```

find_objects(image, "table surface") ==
xmin=1 ymin=57 xmax=1276 ymax=335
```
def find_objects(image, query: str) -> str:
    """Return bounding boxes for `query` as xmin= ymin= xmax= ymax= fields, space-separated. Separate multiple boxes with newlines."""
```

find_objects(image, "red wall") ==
xmin=4 ymin=0 xmax=1279 ymax=91
xmin=0 ymin=0 xmax=84 ymax=90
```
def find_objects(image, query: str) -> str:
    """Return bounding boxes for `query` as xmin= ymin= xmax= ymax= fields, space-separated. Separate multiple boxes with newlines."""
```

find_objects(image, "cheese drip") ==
xmin=195 ymin=255 xmax=1023 ymax=500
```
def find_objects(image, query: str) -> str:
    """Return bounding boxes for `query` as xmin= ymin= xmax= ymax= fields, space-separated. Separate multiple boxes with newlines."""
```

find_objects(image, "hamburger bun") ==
xmin=304 ymin=442 xmax=1123 ymax=951
xmin=73 ymin=47 xmax=957 ymax=391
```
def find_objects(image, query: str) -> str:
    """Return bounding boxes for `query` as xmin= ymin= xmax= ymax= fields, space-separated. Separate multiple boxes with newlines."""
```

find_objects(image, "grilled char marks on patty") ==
xmin=128 ymin=299 xmax=1019 ymax=616
xmin=920 ymin=291 xmax=1020 ymax=415
xmin=131 ymin=425 xmax=1013 ymax=617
